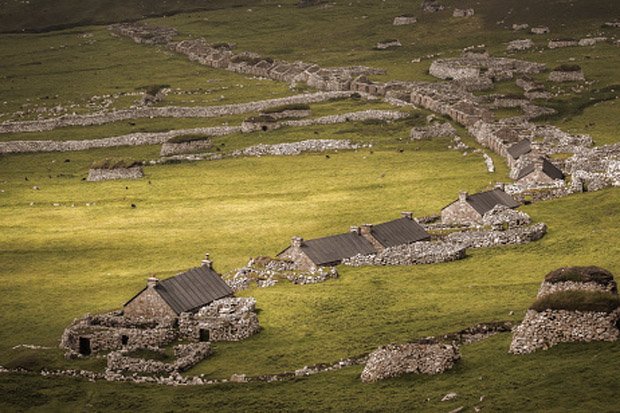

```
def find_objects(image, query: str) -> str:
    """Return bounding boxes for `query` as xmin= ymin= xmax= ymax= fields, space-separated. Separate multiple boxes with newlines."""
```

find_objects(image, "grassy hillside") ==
xmin=0 ymin=0 xmax=619 ymax=411
xmin=0 ymin=0 xmax=258 ymax=33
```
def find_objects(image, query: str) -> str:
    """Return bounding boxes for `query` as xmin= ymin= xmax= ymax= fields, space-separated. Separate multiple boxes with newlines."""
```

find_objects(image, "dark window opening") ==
xmin=261 ymin=125 xmax=268 ymax=132
xmin=79 ymin=337 xmax=91 ymax=356
xmin=199 ymin=329 xmax=210 ymax=342
xmin=121 ymin=335 xmax=129 ymax=345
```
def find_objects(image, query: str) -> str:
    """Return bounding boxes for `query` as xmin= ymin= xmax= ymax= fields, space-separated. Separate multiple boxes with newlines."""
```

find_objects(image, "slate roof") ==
xmin=300 ymin=232 xmax=376 ymax=266
xmin=517 ymin=158 xmax=565 ymax=181
xmin=465 ymin=189 xmax=520 ymax=215
xmin=126 ymin=265 xmax=233 ymax=315
xmin=507 ymin=139 xmax=531 ymax=160
xmin=369 ymin=217 xmax=431 ymax=248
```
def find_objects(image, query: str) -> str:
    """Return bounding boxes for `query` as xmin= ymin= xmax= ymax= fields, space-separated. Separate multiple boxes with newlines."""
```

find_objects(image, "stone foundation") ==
xmin=160 ymin=139 xmax=212 ymax=156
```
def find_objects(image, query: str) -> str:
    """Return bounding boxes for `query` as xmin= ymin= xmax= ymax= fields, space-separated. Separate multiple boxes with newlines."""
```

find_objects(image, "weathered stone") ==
xmin=87 ymin=166 xmax=143 ymax=182
xmin=393 ymin=16 xmax=417 ymax=26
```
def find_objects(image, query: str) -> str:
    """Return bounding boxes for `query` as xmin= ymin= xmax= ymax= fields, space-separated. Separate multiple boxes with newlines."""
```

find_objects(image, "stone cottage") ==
xmin=278 ymin=229 xmax=377 ymax=271
xmin=358 ymin=212 xmax=431 ymax=252
xmin=278 ymin=213 xmax=431 ymax=271
xmin=124 ymin=262 xmax=234 ymax=318
xmin=507 ymin=139 xmax=532 ymax=168
xmin=60 ymin=258 xmax=260 ymax=358
xmin=441 ymin=188 xmax=520 ymax=225
xmin=516 ymin=157 xmax=565 ymax=185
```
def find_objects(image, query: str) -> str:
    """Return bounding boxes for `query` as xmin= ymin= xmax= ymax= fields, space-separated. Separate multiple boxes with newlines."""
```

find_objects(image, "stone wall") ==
xmin=548 ymin=70 xmax=585 ymax=82
xmin=87 ymin=166 xmax=144 ymax=182
xmin=453 ymin=8 xmax=474 ymax=17
xmin=107 ymin=342 xmax=211 ymax=374
xmin=410 ymin=122 xmax=457 ymax=140
xmin=0 ymin=91 xmax=352 ymax=135
xmin=178 ymin=297 xmax=261 ymax=342
xmin=360 ymin=341 xmax=460 ymax=382
xmin=160 ymin=140 xmax=212 ymax=156
xmin=509 ymin=309 xmax=620 ymax=354
xmin=441 ymin=199 xmax=482 ymax=225
xmin=123 ymin=286 xmax=177 ymax=319
xmin=393 ymin=16 xmax=417 ymax=26
xmin=445 ymin=222 xmax=547 ymax=249
xmin=548 ymin=39 xmax=578 ymax=49
xmin=342 ymin=241 xmax=466 ymax=266
xmin=537 ymin=281 xmax=617 ymax=299
xmin=231 ymin=139 xmax=363 ymax=158
xmin=508 ymin=39 xmax=534 ymax=52
xmin=375 ymin=40 xmax=402 ymax=50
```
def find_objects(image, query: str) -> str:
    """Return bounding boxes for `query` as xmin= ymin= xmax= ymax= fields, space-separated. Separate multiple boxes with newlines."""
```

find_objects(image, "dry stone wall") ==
xmin=445 ymin=222 xmax=547 ymax=249
xmin=342 ymin=241 xmax=466 ymax=267
xmin=231 ymin=139 xmax=364 ymax=158
xmin=87 ymin=166 xmax=144 ymax=182
xmin=107 ymin=342 xmax=212 ymax=374
xmin=360 ymin=341 xmax=460 ymax=383
xmin=537 ymin=281 xmax=617 ymax=299
xmin=509 ymin=309 xmax=620 ymax=354
xmin=160 ymin=140 xmax=213 ymax=156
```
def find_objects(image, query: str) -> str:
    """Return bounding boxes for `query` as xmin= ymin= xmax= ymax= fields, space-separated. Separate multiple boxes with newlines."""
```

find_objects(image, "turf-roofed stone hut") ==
xmin=516 ymin=157 xmax=565 ymax=185
xmin=441 ymin=188 xmax=520 ymax=225
xmin=124 ymin=263 xmax=233 ymax=319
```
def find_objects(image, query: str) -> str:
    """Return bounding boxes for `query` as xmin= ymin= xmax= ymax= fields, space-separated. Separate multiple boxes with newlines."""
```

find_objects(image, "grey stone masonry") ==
xmin=361 ymin=341 xmax=460 ymax=382
xmin=109 ymin=23 xmax=178 ymax=44
xmin=537 ymin=281 xmax=617 ymax=299
xmin=87 ymin=166 xmax=144 ymax=182
xmin=453 ymin=8 xmax=474 ymax=17
xmin=549 ymin=69 xmax=585 ymax=82
xmin=106 ymin=342 xmax=211 ymax=374
xmin=507 ymin=39 xmax=534 ymax=52
xmin=509 ymin=309 xmax=620 ymax=354
xmin=231 ymin=139 xmax=363 ymax=158
xmin=531 ymin=27 xmax=550 ymax=35
xmin=160 ymin=139 xmax=213 ymax=157
xmin=548 ymin=39 xmax=578 ymax=49
xmin=445 ymin=222 xmax=547 ymax=249
xmin=375 ymin=40 xmax=402 ymax=50
xmin=410 ymin=122 xmax=457 ymax=140
xmin=393 ymin=16 xmax=417 ymax=26
xmin=342 ymin=241 xmax=466 ymax=267
xmin=578 ymin=37 xmax=607 ymax=46
xmin=0 ymin=91 xmax=352 ymax=135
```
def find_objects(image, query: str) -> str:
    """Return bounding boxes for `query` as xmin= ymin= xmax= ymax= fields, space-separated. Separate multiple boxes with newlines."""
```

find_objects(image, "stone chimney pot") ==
xmin=350 ymin=226 xmax=361 ymax=234
xmin=147 ymin=276 xmax=159 ymax=288
xmin=292 ymin=236 xmax=304 ymax=248
xmin=459 ymin=191 xmax=468 ymax=202
xmin=401 ymin=211 xmax=413 ymax=220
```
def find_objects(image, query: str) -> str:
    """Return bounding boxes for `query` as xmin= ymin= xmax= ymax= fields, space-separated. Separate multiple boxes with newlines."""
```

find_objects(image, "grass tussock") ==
xmin=531 ymin=290 xmax=620 ymax=313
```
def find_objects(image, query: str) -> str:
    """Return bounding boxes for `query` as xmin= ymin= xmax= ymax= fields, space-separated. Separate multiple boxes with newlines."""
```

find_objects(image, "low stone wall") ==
xmin=410 ymin=122 xmax=456 ymax=140
xmin=548 ymin=70 xmax=585 ymax=82
xmin=160 ymin=140 xmax=212 ymax=156
xmin=531 ymin=27 xmax=550 ymax=35
xmin=375 ymin=40 xmax=402 ymax=50
xmin=548 ymin=39 xmax=578 ymax=49
xmin=578 ymin=37 xmax=607 ymax=46
xmin=509 ymin=309 xmax=620 ymax=354
xmin=537 ymin=281 xmax=617 ymax=299
xmin=87 ymin=166 xmax=144 ymax=182
xmin=360 ymin=341 xmax=460 ymax=382
xmin=481 ymin=205 xmax=531 ymax=230
xmin=342 ymin=241 xmax=466 ymax=267
xmin=393 ymin=16 xmax=417 ymax=25
xmin=445 ymin=222 xmax=547 ymax=249
xmin=453 ymin=8 xmax=474 ymax=17
xmin=508 ymin=39 xmax=534 ymax=52
xmin=231 ymin=139 xmax=363 ymax=158
xmin=107 ymin=342 xmax=212 ymax=374
xmin=0 ymin=91 xmax=352 ymax=135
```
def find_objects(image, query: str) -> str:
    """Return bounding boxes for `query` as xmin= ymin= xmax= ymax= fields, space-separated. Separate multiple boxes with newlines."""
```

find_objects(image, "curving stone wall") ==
xmin=509 ymin=309 xmax=620 ymax=354
xmin=361 ymin=341 xmax=460 ymax=382
xmin=0 ymin=92 xmax=353 ymax=135
xmin=87 ymin=166 xmax=144 ymax=182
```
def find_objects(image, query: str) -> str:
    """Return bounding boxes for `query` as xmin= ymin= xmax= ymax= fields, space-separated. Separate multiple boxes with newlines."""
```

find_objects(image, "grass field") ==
xmin=0 ymin=0 xmax=619 ymax=411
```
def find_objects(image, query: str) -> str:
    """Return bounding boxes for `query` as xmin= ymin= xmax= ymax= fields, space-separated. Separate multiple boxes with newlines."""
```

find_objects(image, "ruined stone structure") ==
xmin=578 ymin=37 xmax=607 ymax=46
xmin=410 ymin=122 xmax=457 ymax=140
xmin=531 ymin=26 xmax=550 ymax=35
xmin=445 ymin=222 xmax=547 ymax=249
xmin=87 ymin=166 xmax=144 ymax=182
xmin=360 ymin=341 xmax=460 ymax=383
xmin=160 ymin=139 xmax=213 ymax=157
xmin=422 ymin=0 xmax=444 ymax=13
xmin=60 ymin=259 xmax=260 ymax=359
xmin=429 ymin=55 xmax=546 ymax=82
xmin=107 ymin=343 xmax=212 ymax=374
xmin=375 ymin=40 xmax=402 ymax=50
xmin=393 ymin=16 xmax=417 ymax=26
xmin=507 ymin=39 xmax=534 ymax=52
xmin=342 ymin=241 xmax=466 ymax=267
xmin=452 ymin=8 xmax=474 ymax=17
xmin=548 ymin=39 xmax=578 ymax=49
xmin=509 ymin=267 xmax=620 ymax=354
xmin=548 ymin=68 xmax=585 ymax=82
xmin=109 ymin=23 xmax=178 ymax=44
xmin=512 ymin=23 xmax=529 ymax=31
xmin=231 ymin=139 xmax=363 ymax=158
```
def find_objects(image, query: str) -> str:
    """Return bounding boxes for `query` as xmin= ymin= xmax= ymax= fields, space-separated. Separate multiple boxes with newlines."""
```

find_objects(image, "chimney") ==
xmin=494 ymin=183 xmax=505 ymax=191
xmin=291 ymin=236 xmax=303 ymax=248
xmin=360 ymin=224 xmax=373 ymax=236
xmin=401 ymin=211 xmax=413 ymax=220
xmin=459 ymin=191 xmax=468 ymax=203
xmin=350 ymin=226 xmax=361 ymax=235
xmin=201 ymin=253 xmax=213 ymax=269
xmin=147 ymin=276 xmax=159 ymax=289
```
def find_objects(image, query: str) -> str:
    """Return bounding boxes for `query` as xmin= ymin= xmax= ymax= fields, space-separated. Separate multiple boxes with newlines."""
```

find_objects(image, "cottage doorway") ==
xmin=78 ymin=337 xmax=91 ymax=356
xmin=199 ymin=329 xmax=210 ymax=342
xmin=121 ymin=335 xmax=129 ymax=345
